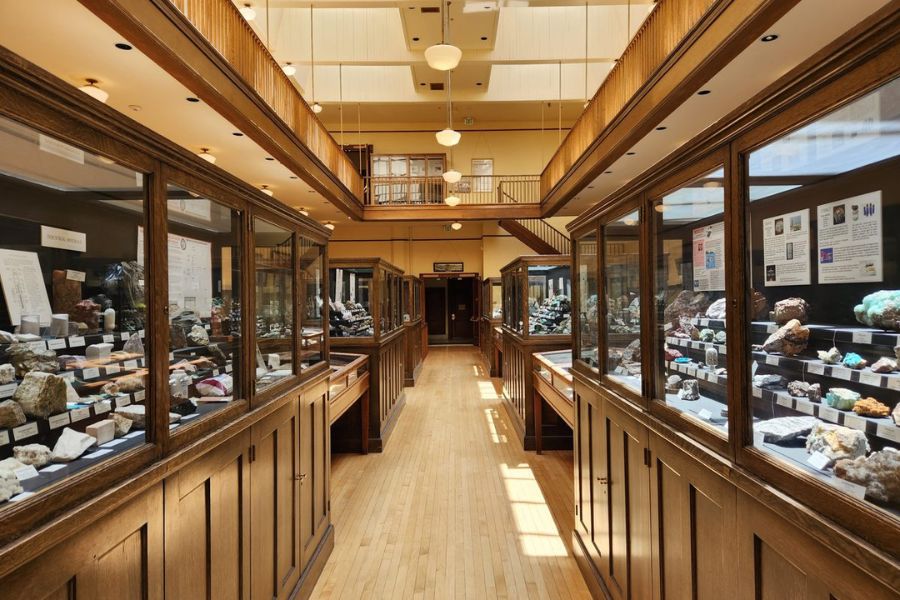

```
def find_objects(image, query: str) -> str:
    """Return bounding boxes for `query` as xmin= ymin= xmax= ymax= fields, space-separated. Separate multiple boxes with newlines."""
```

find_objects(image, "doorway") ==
xmin=424 ymin=274 xmax=478 ymax=345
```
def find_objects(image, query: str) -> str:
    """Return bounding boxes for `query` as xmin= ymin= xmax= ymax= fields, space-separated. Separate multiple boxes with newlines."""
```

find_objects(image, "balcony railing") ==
xmin=366 ymin=175 xmax=540 ymax=206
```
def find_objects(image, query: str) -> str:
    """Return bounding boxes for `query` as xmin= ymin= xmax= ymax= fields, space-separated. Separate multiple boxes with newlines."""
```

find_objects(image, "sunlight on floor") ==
xmin=501 ymin=463 xmax=570 ymax=557
xmin=477 ymin=380 xmax=501 ymax=400
xmin=484 ymin=407 xmax=508 ymax=443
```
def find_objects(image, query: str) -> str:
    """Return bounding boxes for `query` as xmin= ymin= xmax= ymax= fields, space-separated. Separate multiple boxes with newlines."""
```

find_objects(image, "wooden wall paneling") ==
xmin=250 ymin=398 xmax=301 ymax=600
xmin=0 ymin=484 xmax=164 ymax=600
xmin=163 ymin=430 xmax=252 ymax=600
xmin=300 ymin=376 xmax=331 ymax=571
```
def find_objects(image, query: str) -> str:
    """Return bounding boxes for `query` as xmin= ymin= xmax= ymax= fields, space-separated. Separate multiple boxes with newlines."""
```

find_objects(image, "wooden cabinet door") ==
xmin=164 ymin=431 xmax=251 ymax=600
xmin=575 ymin=391 xmax=593 ymax=541
xmin=300 ymin=379 xmax=331 ymax=570
xmin=251 ymin=399 xmax=301 ymax=600
xmin=593 ymin=396 xmax=652 ymax=600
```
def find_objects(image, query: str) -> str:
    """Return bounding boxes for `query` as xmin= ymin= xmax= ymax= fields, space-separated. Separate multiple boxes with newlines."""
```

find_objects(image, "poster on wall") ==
xmin=0 ymin=249 xmax=53 ymax=326
xmin=817 ymin=191 xmax=882 ymax=284
xmin=138 ymin=227 xmax=213 ymax=317
xmin=692 ymin=222 xmax=725 ymax=292
xmin=762 ymin=208 xmax=811 ymax=286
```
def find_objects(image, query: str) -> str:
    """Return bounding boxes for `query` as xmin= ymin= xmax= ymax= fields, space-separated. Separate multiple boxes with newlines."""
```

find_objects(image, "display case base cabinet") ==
xmin=404 ymin=321 xmax=424 ymax=387
xmin=479 ymin=318 xmax=501 ymax=377
xmin=572 ymin=380 xmax=898 ymax=600
xmin=501 ymin=330 xmax=572 ymax=451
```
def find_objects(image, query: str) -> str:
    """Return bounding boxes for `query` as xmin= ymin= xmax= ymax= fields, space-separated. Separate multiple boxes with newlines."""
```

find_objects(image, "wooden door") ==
xmin=575 ymin=391 xmax=594 ymax=543
xmin=300 ymin=379 xmax=331 ymax=570
xmin=250 ymin=398 xmax=301 ymax=600
xmin=425 ymin=286 xmax=446 ymax=336
xmin=164 ymin=432 xmax=251 ymax=600
xmin=448 ymin=277 xmax=474 ymax=341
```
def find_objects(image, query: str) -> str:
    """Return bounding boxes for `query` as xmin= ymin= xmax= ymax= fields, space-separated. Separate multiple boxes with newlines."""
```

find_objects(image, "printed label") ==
xmin=95 ymin=401 xmax=112 ymax=414
xmin=697 ymin=408 xmax=712 ymax=421
xmin=12 ymin=422 xmax=39 ymax=440
xmin=41 ymin=225 xmax=86 ymax=252
xmin=765 ymin=355 xmax=780 ymax=366
xmin=819 ymin=406 xmax=839 ymax=422
xmin=28 ymin=341 xmax=47 ymax=352
xmin=795 ymin=401 xmax=814 ymax=415
xmin=103 ymin=334 xmax=114 ymax=344
xmin=0 ymin=383 xmax=17 ymax=398
xmin=83 ymin=449 xmax=114 ymax=459
xmin=124 ymin=360 xmax=138 ymax=369
xmin=117 ymin=397 xmax=131 ymax=407
xmin=876 ymin=423 xmax=900 ymax=443
xmin=133 ymin=390 xmax=145 ymax=402
xmin=106 ymin=365 xmax=120 ymax=375
xmin=69 ymin=336 xmax=86 ymax=347
xmin=0 ymin=431 xmax=9 ymax=446
xmin=48 ymin=412 xmax=70 ymax=429
xmin=842 ymin=414 xmax=867 ymax=432
xmin=776 ymin=395 xmax=792 ymax=408
xmin=47 ymin=339 xmax=67 ymax=350
xmin=851 ymin=331 xmax=873 ymax=344
xmin=860 ymin=372 xmax=882 ymax=387
xmin=807 ymin=451 xmax=831 ymax=471
xmin=82 ymin=367 xmax=100 ymax=380
xmin=807 ymin=363 xmax=825 ymax=375
xmin=70 ymin=407 xmax=91 ymax=422
xmin=40 ymin=464 xmax=66 ymax=473
xmin=66 ymin=269 xmax=86 ymax=282
xmin=14 ymin=465 xmax=39 ymax=481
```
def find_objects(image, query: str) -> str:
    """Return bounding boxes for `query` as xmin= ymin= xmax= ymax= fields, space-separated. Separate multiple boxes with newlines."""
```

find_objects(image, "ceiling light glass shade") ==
xmin=261 ymin=187 xmax=274 ymax=197
xmin=282 ymin=63 xmax=296 ymax=77
xmin=450 ymin=221 xmax=463 ymax=231
xmin=239 ymin=4 xmax=256 ymax=20
xmin=79 ymin=82 xmax=109 ymax=104
xmin=323 ymin=222 xmax=335 ymax=230
xmin=298 ymin=208 xmax=309 ymax=216
xmin=198 ymin=150 xmax=216 ymax=164
xmin=311 ymin=102 xmax=323 ymax=114
xmin=444 ymin=195 xmax=461 ymax=207
xmin=424 ymin=44 xmax=462 ymax=71
xmin=435 ymin=128 xmax=461 ymax=147
xmin=442 ymin=169 xmax=462 ymax=184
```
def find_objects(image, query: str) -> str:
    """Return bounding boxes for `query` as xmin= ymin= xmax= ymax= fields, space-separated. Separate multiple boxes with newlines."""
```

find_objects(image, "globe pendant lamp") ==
xmin=435 ymin=70 xmax=460 ymax=147
xmin=444 ymin=195 xmax=461 ymax=207
xmin=442 ymin=169 xmax=462 ymax=184
xmin=426 ymin=1 xmax=461 ymax=71
xmin=79 ymin=79 xmax=109 ymax=104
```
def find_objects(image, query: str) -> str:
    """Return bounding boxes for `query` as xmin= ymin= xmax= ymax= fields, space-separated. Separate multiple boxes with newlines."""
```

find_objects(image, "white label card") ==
xmin=66 ymin=269 xmax=86 ymax=282
xmin=819 ymin=406 xmax=839 ymax=422
xmin=40 ymin=464 xmax=66 ymax=473
xmin=47 ymin=339 xmax=66 ymax=350
xmin=82 ymin=368 xmax=100 ymax=380
xmin=889 ymin=379 xmax=900 ymax=392
xmin=12 ymin=422 xmax=39 ymax=440
xmin=796 ymin=401 xmax=814 ymax=415
xmin=843 ymin=414 xmax=867 ymax=432
xmin=69 ymin=336 xmax=85 ymax=348
xmin=851 ymin=331 xmax=873 ymax=344
xmin=103 ymin=334 xmax=114 ymax=344
xmin=117 ymin=397 xmax=131 ymax=407
xmin=860 ymin=372 xmax=882 ymax=386
xmin=14 ymin=465 xmax=40 ymax=481
xmin=101 ymin=438 xmax=127 ymax=447
xmin=0 ymin=383 xmax=17 ymax=398
xmin=876 ymin=423 xmax=900 ymax=443
xmin=807 ymin=451 xmax=831 ymax=471
xmin=106 ymin=365 xmax=120 ymax=375
xmin=0 ymin=431 xmax=9 ymax=446
xmin=766 ymin=323 xmax=777 ymax=334
xmin=776 ymin=395 xmax=792 ymax=408
xmin=41 ymin=225 xmax=86 ymax=252
xmin=95 ymin=401 xmax=112 ymax=414
xmin=831 ymin=367 xmax=851 ymax=380
xmin=753 ymin=430 xmax=766 ymax=446
xmin=765 ymin=355 xmax=780 ymax=366
xmin=48 ymin=412 xmax=70 ymax=429
xmin=133 ymin=391 xmax=145 ymax=402
xmin=70 ymin=407 xmax=91 ymax=422
xmin=808 ymin=363 xmax=825 ymax=375
xmin=124 ymin=360 xmax=138 ymax=369
xmin=697 ymin=409 xmax=712 ymax=421
xmin=752 ymin=387 xmax=762 ymax=398
xmin=83 ymin=449 xmax=113 ymax=459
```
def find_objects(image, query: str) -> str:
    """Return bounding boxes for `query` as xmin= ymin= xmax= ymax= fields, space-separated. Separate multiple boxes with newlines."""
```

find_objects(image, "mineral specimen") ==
xmin=852 ymin=397 xmax=890 ymax=417
xmin=752 ymin=290 xmax=769 ymax=320
xmin=679 ymin=318 xmax=700 ymax=341
xmin=0 ymin=469 xmax=23 ymax=502
xmin=714 ymin=330 xmax=727 ymax=344
xmin=208 ymin=343 xmax=228 ymax=366
xmin=0 ymin=457 xmax=24 ymax=471
xmin=893 ymin=403 xmax=900 ymax=426
xmin=12 ymin=372 xmax=67 ymax=418
xmin=86 ymin=343 xmax=113 ymax=360
xmin=52 ymin=269 xmax=82 ymax=316
xmin=0 ymin=364 xmax=14 ymax=384
xmin=754 ymin=416 xmax=818 ymax=444
xmin=870 ymin=357 xmax=897 ymax=373
xmin=69 ymin=298 xmax=101 ymax=330
xmin=807 ymin=383 xmax=822 ymax=403
xmin=664 ymin=348 xmax=682 ymax=361
xmin=761 ymin=319 xmax=809 ymax=356
xmin=774 ymin=297 xmax=810 ymax=325
xmin=51 ymin=427 xmax=95 ymax=462
xmin=699 ymin=328 xmax=715 ymax=342
xmin=0 ymin=330 xmax=15 ymax=343
xmin=13 ymin=443 xmax=52 ymax=467
xmin=787 ymin=380 xmax=810 ymax=397
xmin=113 ymin=404 xmax=180 ymax=428
xmin=122 ymin=333 xmax=145 ymax=356
xmin=0 ymin=400 xmax=26 ymax=428
xmin=806 ymin=422 xmax=869 ymax=467
xmin=170 ymin=324 xmax=188 ymax=349
xmin=665 ymin=375 xmax=682 ymax=393
xmin=171 ymin=400 xmax=197 ymax=416
xmin=188 ymin=324 xmax=210 ymax=346
xmin=101 ymin=382 xmax=120 ymax=396
xmin=110 ymin=412 xmax=133 ymax=437
xmin=842 ymin=352 xmax=868 ymax=369
xmin=706 ymin=298 xmax=727 ymax=319
xmin=115 ymin=375 xmax=145 ymax=393
xmin=753 ymin=374 xmax=786 ymax=388
xmin=824 ymin=388 xmax=861 ymax=410
xmin=5 ymin=344 xmax=59 ymax=378
xmin=663 ymin=290 xmax=710 ymax=323
xmin=705 ymin=347 xmax=719 ymax=369
xmin=678 ymin=379 xmax=700 ymax=400
xmin=86 ymin=419 xmax=116 ymax=445
xmin=817 ymin=347 xmax=843 ymax=365
xmin=834 ymin=448 xmax=900 ymax=505
xmin=896 ymin=344 xmax=900 ymax=360
xmin=853 ymin=290 xmax=900 ymax=331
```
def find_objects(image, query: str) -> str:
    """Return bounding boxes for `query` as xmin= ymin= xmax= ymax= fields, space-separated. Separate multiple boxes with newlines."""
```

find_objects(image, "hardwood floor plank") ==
xmin=312 ymin=346 xmax=590 ymax=600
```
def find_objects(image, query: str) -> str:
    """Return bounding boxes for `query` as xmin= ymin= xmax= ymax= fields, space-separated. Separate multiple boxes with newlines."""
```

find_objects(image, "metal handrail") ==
xmin=365 ymin=175 xmax=540 ymax=206
xmin=514 ymin=218 xmax=571 ymax=255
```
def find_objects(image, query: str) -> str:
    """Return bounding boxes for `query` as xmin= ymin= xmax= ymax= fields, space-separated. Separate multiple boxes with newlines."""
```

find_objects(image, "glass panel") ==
xmin=746 ymin=79 xmax=899 ymax=518
xmin=329 ymin=267 xmax=374 ymax=337
xmin=491 ymin=280 xmax=502 ymax=320
xmin=166 ymin=186 xmax=242 ymax=425
xmin=389 ymin=156 xmax=407 ymax=177
xmin=253 ymin=218 xmax=293 ymax=391
xmin=527 ymin=264 xmax=571 ymax=335
xmin=427 ymin=158 xmax=444 ymax=176
xmin=0 ymin=116 xmax=147 ymax=501
xmin=299 ymin=237 xmax=324 ymax=369
xmin=577 ymin=232 xmax=599 ymax=368
xmin=604 ymin=210 xmax=641 ymax=392
xmin=402 ymin=279 xmax=411 ymax=323
xmin=653 ymin=169 xmax=727 ymax=435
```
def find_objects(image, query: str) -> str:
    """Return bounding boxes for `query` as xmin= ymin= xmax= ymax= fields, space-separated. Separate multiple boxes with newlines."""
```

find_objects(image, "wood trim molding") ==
xmin=362 ymin=204 xmax=542 ymax=221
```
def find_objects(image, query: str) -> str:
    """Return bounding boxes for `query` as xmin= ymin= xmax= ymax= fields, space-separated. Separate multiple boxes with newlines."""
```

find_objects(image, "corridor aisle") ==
xmin=311 ymin=346 xmax=590 ymax=600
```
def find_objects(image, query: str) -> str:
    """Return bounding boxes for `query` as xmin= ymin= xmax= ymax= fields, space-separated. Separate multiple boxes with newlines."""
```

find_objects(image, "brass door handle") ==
xmin=597 ymin=477 xmax=608 ymax=484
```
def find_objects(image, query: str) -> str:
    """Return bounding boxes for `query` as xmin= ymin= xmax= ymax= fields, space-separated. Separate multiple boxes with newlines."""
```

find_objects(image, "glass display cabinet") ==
xmin=328 ymin=351 xmax=369 ymax=453
xmin=253 ymin=218 xmax=294 ymax=392
xmin=532 ymin=349 xmax=574 ymax=454
xmin=329 ymin=258 xmax=406 ymax=452
xmin=402 ymin=275 xmax=424 ymax=386
xmin=500 ymin=255 xmax=573 ymax=450
xmin=299 ymin=237 xmax=326 ymax=372
xmin=574 ymin=231 xmax=599 ymax=372
xmin=480 ymin=277 xmax=503 ymax=376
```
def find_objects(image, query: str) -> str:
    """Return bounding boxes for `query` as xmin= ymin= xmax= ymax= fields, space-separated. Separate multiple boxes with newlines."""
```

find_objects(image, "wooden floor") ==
xmin=311 ymin=346 xmax=590 ymax=600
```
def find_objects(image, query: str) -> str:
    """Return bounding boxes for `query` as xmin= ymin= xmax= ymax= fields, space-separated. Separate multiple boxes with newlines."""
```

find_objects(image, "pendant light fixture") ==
xmin=239 ymin=3 xmax=256 ymax=21
xmin=79 ymin=79 xmax=109 ymax=104
xmin=443 ymin=147 xmax=462 ymax=183
xmin=198 ymin=148 xmax=216 ymax=164
xmin=260 ymin=185 xmax=274 ymax=197
xmin=435 ymin=70 xmax=460 ymax=147
xmin=282 ymin=62 xmax=296 ymax=77
xmin=450 ymin=221 xmax=463 ymax=231
xmin=323 ymin=222 xmax=335 ymax=230
xmin=425 ymin=1 xmax=462 ymax=71
xmin=444 ymin=195 xmax=461 ymax=207
xmin=309 ymin=5 xmax=323 ymax=114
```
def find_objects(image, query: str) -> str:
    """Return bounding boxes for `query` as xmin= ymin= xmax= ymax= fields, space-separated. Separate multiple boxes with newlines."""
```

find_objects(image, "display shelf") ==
xmin=664 ymin=393 xmax=729 ymax=428
xmin=665 ymin=336 xmax=728 ymax=355
xmin=0 ymin=329 xmax=146 ymax=354
xmin=750 ymin=350 xmax=900 ymax=390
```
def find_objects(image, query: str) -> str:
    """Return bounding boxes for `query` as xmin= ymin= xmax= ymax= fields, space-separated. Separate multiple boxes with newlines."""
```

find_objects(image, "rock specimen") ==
xmin=824 ymin=388 xmax=861 ymax=410
xmin=753 ymin=374 xmax=786 ymax=388
xmin=679 ymin=318 xmax=700 ymax=341
xmin=806 ymin=422 xmax=869 ymax=467
xmin=678 ymin=379 xmax=700 ymax=400
xmin=0 ymin=457 xmax=24 ymax=471
xmin=705 ymin=346 xmax=719 ymax=369
xmin=621 ymin=339 xmax=641 ymax=363
xmin=170 ymin=400 xmax=197 ymax=416
xmin=13 ymin=372 xmax=67 ymax=418
xmin=52 ymin=269 xmax=82 ymax=315
xmin=0 ymin=364 xmax=14 ymax=384
xmin=86 ymin=419 xmax=116 ymax=445
xmin=64 ymin=379 xmax=79 ymax=403
xmin=664 ymin=348 xmax=682 ymax=361
xmin=774 ymin=297 xmax=810 ymax=325
xmin=110 ymin=412 xmax=133 ymax=437
xmin=114 ymin=405 xmax=148 ymax=428
xmin=752 ymin=290 xmax=769 ymax=320
xmin=842 ymin=352 xmax=868 ymax=369
xmin=893 ymin=403 xmax=900 ymax=426
xmin=807 ymin=383 xmax=822 ymax=403
xmin=122 ymin=333 xmax=145 ymax=356
xmin=0 ymin=400 xmax=26 ymax=428
xmin=208 ymin=343 xmax=228 ymax=366
xmin=852 ymin=397 xmax=890 ymax=417
xmin=5 ymin=344 xmax=59 ymax=378
xmin=853 ymin=290 xmax=900 ymax=331
xmin=663 ymin=291 xmax=710 ymax=323
xmin=787 ymin=380 xmax=810 ymax=397
xmin=665 ymin=375 xmax=682 ymax=393
xmin=870 ymin=357 xmax=897 ymax=373
xmin=170 ymin=324 xmax=188 ymax=350
xmin=755 ymin=416 xmax=818 ymax=444
xmin=706 ymin=298 xmax=727 ymax=319
xmin=699 ymin=329 xmax=715 ymax=342
xmin=761 ymin=319 xmax=809 ymax=356
xmin=834 ymin=448 xmax=899 ymax=505
xmin=188 ymin=324 xmax=210 ymax=346
xmin=13 ymin=443 xmax=52 ymax=467
xmin=115 ymin=375 xmax=145 ymax=393
xmin=101 ymin=382 xmax=120 ymax=396
xmin=70 ymin=298 xmax=101 ymax=330
xmin=86 ymin=343 xmax=113 ymax=360
xmin=51 ymin=427 xmax=96 ymax=462
xmin=0 ymin=330 xmax=15 ymax=343
xmin=0 ymin=468 xmax=23 ymax=502
xmin=714 ymin=330 xmax=726 ymax=344
xmin=817 ymin=347 xmax=843 ymax=365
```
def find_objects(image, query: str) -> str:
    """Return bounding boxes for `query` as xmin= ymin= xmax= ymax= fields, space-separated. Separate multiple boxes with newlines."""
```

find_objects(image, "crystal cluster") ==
xmin=529 ymin=295 xmax=571 ymax=335
xmin=329 ymin=300 xmax=374 ymax=337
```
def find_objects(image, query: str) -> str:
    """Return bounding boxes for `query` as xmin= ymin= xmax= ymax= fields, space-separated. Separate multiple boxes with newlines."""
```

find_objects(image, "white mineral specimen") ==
xmin=806 ymin=422 xmax=869 ymax=468
xmin=51 ymin=427 xmax=96 ymax=462
xmin=86 ymin=420 xmax=115 ymax=445
xmin=0 ymin=363 xmax=14 ymax=384
xmin=0 ymin=469 xmax=23 ymax=502
xmin=754 ymin=416 xmax=818 ymax=444
xmin=12 ymin=372 xmax=67 ymax=418
xmin=13 ymin=443 xmax=52 ymax=467
xmin=834 ymin=448 xmax=900 ymax=505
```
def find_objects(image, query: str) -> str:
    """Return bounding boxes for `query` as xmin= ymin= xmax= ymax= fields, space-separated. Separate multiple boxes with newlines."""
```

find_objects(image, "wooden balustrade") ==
xmin=366 ymin=175 xmax=540 ymax=206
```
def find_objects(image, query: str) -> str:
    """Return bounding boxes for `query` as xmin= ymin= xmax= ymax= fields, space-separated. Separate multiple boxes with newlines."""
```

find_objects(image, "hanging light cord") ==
xmin=584 ymin=1 xmax=588 ymax=104
xmin=447 ymin=69 xmax=453 ymax=130
xmin=310 ymin=4 xmax=316 ymax=105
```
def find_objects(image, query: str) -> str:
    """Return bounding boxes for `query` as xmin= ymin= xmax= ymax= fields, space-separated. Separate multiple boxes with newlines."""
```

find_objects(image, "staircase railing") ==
xmin=512 ymin=219 xmax=571 ymax=255
xmin=365 ymin=175 xmax=540 ymax=206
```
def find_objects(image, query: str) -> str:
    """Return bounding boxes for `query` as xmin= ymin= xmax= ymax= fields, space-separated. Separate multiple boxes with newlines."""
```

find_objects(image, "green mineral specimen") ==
xmin=854 ymin=290 xmax=900 ymax=331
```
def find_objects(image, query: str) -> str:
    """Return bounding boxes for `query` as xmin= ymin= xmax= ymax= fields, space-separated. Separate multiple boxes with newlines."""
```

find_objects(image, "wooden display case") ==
xmin=329 ymin=259 xmax=406 ymax=452
xmin=532 ymin=350 xmax=574 ymax=454
xmin=500 ymin=255 xmax=573 ymax=451
xmin=328 ymin=352 xmax=369 ymax=454
xmin=402 ymin=275 xmax=424 ymax=386
xmin=480 ymin=277 xmax=502 ymax=376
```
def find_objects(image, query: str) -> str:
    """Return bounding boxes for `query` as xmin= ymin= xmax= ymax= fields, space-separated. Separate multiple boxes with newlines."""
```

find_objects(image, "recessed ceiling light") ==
xmin=232 ymin=132 xmax=244 ymax=136
xmin=476 ymin=82 xmax=482 ymax=86
xmin=289 ymin=175 xmax=298 ymax=179
xmin=761 ymin=34 xmax=778 ymax=42
xmin=626 ymin=152 xmax=635 ymax=156
xmin=481 ymin=36 xmax=488 ymax=41
xmin=420 ymin=82 xmax=426 ymax=86
xmin=186 ymin=97 xmax=200 ymax=103
xmin=697 ymin=89 xmax=711 ymax=95
xmin=412 ymin=37 xmax=420 ymax=41
xmin=450 ymin=221 xmax=462 ymax=231
xmin=655 ymin=126 xmax=667 ymax=131
xmin=198 ymin=148 xmax=216 ymax=164
xmin=604 ymin=171 xmax=612 ymax=174
xmin=115 ymin=42 xmax=132 ymax=50
xmin=265 ymin=157 xmax=274 ymax=161
xmin=127 ymin=104 xmax=141 ymax=112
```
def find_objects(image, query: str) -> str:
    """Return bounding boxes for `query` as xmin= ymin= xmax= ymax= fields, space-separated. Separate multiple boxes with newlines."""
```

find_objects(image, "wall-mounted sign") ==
xmin=41 ymin=225 xmax=87 ymax=253
xmin=434 ymin=262 xmax=464 ymax=273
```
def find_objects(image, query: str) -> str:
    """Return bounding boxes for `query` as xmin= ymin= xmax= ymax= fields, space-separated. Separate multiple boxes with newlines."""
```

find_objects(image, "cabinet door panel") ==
xmin=300 ymin=390 xmax=313 ymax=566
xmin=301 ymin=380 xmax=331 ymax=569
xmin=575 ymin=393 xmax=593 ymax=537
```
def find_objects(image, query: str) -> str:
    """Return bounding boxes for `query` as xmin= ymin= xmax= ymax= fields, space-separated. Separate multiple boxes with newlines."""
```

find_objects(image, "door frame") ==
xmin=421 ymin=272 xmax=480 ymax=345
